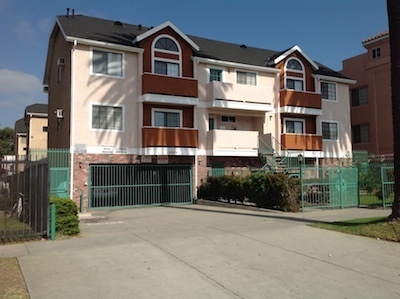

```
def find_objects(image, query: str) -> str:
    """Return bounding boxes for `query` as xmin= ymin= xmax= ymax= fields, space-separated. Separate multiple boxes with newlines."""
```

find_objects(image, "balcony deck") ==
xmin=142 ymin=127 xmax=198 ymax=148
xmin=281 ymin=134 xmax=322 ymax=151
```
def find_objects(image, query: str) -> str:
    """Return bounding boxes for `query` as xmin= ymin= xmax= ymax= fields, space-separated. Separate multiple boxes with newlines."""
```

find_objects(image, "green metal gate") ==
xmin=29 ymin=149 xmax=70 ymax=198
xmin=301 ymin=166 xmax=359 ymax=210
xmin=381 ymin=166 xmax=394 ymax=208
xmin=88 ymin=164 xmax=193 ymax=209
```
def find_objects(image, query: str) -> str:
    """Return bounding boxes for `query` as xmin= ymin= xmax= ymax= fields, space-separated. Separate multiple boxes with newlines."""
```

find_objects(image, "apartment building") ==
xmin=44 ymin=13 xmax=354 ymax=209
xmin=342 ymin=31 xmax=392 ymax=156
xmin=24 ymin=103 xmax=48 ymax=152
xmin=14 ymin=118 xmax=27 ymax=160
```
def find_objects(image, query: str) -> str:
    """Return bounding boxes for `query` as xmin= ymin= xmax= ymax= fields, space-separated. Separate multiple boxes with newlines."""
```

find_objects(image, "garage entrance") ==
xmin=88 ymin=164 xmax=193 ymax=209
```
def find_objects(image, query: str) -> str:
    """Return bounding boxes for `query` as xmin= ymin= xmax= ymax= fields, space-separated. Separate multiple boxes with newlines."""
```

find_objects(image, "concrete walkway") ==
xmin=1 ymin=206 xmax=399 ymax=299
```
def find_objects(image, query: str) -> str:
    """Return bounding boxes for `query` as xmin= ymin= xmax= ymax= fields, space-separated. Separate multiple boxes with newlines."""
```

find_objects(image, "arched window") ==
xmin=155 ymin=37 xmax=178 ymax=52
xmin=152 ymin=35 xmax=181 ymax=77
xmin=285 ymin=58 xmax=305 ymax=91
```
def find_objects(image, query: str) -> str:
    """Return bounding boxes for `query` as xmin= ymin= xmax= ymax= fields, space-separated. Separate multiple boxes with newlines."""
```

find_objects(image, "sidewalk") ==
xmin=1 ymin=206 xmax=399 ymax=299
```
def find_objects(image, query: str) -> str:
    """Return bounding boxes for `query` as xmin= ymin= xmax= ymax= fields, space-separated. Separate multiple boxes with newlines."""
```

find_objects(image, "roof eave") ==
xmin=134 ymin=20 xmax=200 ymax=51
xmin=273 ymin=45 xmax=319 ymax=70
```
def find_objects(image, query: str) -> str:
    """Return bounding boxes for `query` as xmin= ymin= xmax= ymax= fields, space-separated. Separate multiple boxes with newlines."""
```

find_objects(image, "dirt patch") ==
xmin=0 ymin=257 xmax=29 ymax=298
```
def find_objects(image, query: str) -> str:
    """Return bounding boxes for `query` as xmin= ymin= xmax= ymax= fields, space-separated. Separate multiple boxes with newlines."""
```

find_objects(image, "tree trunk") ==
xmin=388 ymin=0 xmax=400 ymax=221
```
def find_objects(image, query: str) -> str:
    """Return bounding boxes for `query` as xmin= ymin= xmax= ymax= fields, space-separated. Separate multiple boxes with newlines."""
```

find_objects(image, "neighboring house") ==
xmin=43 ymin=13 xmax=354 ymax=209
xmin=24 ymin=104 xmax=48 ymax=154
xmin=14 ymin=118 xmax=27 ymax=160
xmin=342 ymin=31 xmax=392 ymax=156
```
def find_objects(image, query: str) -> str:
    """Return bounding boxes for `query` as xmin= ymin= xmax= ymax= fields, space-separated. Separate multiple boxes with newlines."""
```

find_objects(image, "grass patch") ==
xmin=0 ymin=257 xmax=29 ymax=299
xmin=310 ymin=217 xmax=400 ymax=242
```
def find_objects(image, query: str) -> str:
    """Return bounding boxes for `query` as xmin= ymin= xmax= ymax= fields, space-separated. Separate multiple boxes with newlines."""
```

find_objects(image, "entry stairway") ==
xmin=258 ymin=135 xmax=302 ymax=176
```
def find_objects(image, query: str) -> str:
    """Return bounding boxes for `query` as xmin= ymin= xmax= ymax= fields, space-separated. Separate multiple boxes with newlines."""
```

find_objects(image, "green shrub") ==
xmin=50 ymin=196 xmax=80 ymax=235
xmin=198 ymin=173 xmax=301 ymax=212
xmin=198 ymin=175 xmax=244 ymax=203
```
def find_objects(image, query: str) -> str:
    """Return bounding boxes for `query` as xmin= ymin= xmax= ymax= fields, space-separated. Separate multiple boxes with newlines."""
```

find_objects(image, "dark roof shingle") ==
xmin=57 ymin=14 xmax=346 ymax=79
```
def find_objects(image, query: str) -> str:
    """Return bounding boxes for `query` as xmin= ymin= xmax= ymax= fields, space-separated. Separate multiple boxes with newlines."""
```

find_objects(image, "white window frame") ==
xmin=151 ymin=34 xmax=182 ymax=77
xmin=90 ymin=48 xmax=124 ymax=78
xmin=236 ymin=70 xmax=257 ymax=86
xmin=284 ymin=117 xmax=305 ymax=134
xmin=284 ymin=57 xmax=305 ymax=91
xmin=321 ymin=120 xmax=339 ymax=141
xmin=90 ymin=103 xmax=125 ymax=132
xmin=151 ymin=108 xmax=183 ymax=128
xmin=321 ymin=81 xmax=337 ymax=102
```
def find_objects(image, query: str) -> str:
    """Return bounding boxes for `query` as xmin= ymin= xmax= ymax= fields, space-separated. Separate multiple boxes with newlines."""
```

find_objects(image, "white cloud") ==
xmin=0 ymin=69 xmax=46 ymax=128
xmin=0 ymin=69 xmax=42 ymax=95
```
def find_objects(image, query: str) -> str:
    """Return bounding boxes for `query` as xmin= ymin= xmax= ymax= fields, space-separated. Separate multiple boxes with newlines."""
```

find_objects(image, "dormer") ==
xmin=134 ymin=21 xmax=199 ymax=78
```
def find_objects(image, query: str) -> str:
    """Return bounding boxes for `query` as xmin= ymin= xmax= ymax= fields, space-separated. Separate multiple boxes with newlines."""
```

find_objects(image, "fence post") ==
xmin=50 ymin=204 xmax=56 ymax=241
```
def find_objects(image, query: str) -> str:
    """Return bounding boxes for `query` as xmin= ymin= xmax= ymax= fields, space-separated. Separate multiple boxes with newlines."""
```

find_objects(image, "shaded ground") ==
xmin=0 ymin=257 xmax=29 ymax=298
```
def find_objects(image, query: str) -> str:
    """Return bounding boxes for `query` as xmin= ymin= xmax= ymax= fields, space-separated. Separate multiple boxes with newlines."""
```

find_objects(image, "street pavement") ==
xmin=1 ymin=205 xmax=399 ymax=299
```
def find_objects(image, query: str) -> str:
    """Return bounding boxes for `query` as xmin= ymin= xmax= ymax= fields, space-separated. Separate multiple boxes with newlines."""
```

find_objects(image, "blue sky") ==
xmin=0 ymin=0 xmax=388 ymax=129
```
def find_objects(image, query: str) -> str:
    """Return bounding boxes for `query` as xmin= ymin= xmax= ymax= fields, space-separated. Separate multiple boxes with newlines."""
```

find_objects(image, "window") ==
xmin=152 ymin=35 xmax=181 ymax=77
xmin=322 ymin=122 xmax=338 ymax=140
xmin=351 ymin=86 xmax=368 ymax=107
xmin=321 ymin=82 xmax=337 ymax=101
xmin=285 ymin=58 xmax=305 ymax=91
xmin=92 ymin=105 xmax=123 ymax=130
xmin=221 ymin=116 xmax=236 ymax=123
xmin=285 ymin=119 xmax=304 ymax=134
xmin=153 ymin=109 xmax=181 ymax=128
xmin=209 ymin=118 xmax=215 ymax=130
xmin=154 ymin=61 xmax=180 ymax=76
xmin=155 ymin=37 xmax=178 ymax=52
xmin=287 ymin=79 xmax=304 ymax=91
xmin=286 ymin=59 xmax=303 ymax=71
xmin=353 ymin=124 xmax=370 ymax=143
xmin=210 ymin=69 xmax=222 ymax=82
xmin=237 ymin=71 xmax=256 ymax=85
xmin=92 ymin=50 xmax=123 ymax=77
xmin=42 ymin=126 xmax=48 ymax=132
xmin=372 ymin=47 xmax=381 ymax=59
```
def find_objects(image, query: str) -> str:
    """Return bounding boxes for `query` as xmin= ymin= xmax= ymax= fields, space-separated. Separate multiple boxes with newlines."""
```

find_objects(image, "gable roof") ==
xmin=267 ymin=45 xmax=319 ymax=70
xmin=25 ymin=104 xmax=48 ymax=116
xmin=14 ymin=118 xmax=27 ymax=135
xmin=51 ymin=14 xmax=347 ymax=80
xmin=134 ymin=21 xmax=199 ymax=51
xmin=57 ymin=14 xmax=148 ymax=48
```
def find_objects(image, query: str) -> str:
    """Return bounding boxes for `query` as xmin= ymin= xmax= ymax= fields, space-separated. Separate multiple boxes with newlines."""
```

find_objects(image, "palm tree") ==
xmin=388 ymin=0 xmax=400 ymax=221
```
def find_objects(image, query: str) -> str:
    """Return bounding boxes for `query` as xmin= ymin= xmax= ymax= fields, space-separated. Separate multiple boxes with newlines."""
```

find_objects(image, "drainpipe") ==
xmin=69 ymin=40 xmax=77 ymax=201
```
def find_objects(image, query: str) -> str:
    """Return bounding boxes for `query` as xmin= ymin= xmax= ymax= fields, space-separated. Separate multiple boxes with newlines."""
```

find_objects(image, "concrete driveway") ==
xmin=1 ymin=205 xmax=399 ymax=299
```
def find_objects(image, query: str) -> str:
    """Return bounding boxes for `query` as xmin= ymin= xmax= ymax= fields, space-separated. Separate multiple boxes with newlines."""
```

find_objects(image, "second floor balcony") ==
xmin=142 ymin=73 xmax=198 ymax=98
xmin=207 ymin=129 xmax=259 ymax=156
xmin=281 ymin=133 xmax=322 ymax=151
xmin=142 ymin=127 xmax=198 ymax=148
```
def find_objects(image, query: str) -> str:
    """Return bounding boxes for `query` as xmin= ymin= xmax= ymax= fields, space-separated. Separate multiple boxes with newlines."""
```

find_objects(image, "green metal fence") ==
xmin=300 ymin=166 xmax=359 ymax=210
xmin=29 ymin=149 xmax=70 ymax=198
xmin=357 ymin=163 xmax=394 ymax=208
xmin=88 ymin=164 xmax=193 ymax=209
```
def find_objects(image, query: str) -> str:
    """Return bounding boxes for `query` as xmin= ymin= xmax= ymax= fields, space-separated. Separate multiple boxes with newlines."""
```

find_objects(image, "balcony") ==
xmin=206 ymin=81 xmax=273 ymax=111
xmin=281 ymin=134 xmax=322 ymax=151
xmin=142 ymin=73 xmax=198 ymax=98
xmin=142 ymin=127 xmax=198 ymax=148
xmin=207 ymin=129 xmax=259 ymax=156
xmin=280 ymin=90 xmax=322 ymax=109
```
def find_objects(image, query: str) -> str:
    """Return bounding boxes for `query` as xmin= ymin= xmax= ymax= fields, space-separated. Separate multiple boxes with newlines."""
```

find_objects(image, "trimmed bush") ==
xmin=199 ymin=173 xmax=301 ymax=212
xmin=50 ymin=196 xmax=80 ymax=235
